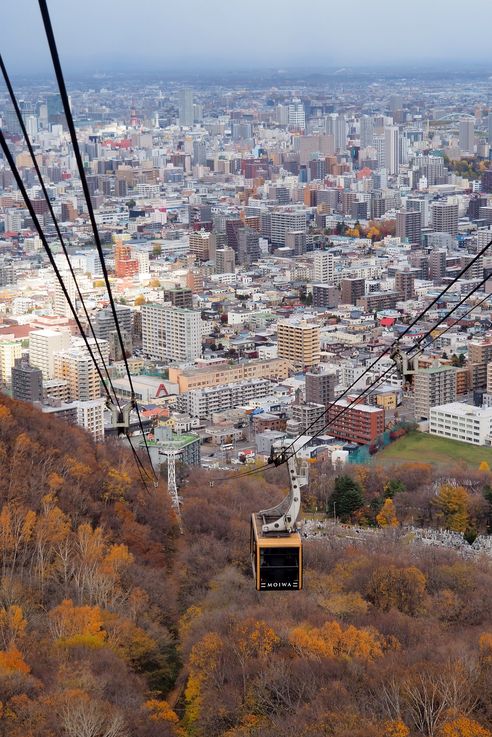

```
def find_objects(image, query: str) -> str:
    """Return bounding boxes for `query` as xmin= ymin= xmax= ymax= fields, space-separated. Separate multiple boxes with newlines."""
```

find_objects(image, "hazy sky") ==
xmin=4 ymin=0 xmax=492 ymax=75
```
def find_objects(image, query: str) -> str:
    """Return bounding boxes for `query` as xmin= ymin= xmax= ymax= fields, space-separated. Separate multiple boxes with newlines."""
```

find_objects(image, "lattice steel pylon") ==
xmin=159 ymin=446 xmax=183 ymax=533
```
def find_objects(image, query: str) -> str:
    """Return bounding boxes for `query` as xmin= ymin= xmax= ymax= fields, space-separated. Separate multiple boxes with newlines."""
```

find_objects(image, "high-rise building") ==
xmin=414 ymin=366 xmax=457 ymax=420
xmin=270 ymin=209 xmax=307 ymax=246
xmin=325 ymin=399 xmax=385 ymax=444
xmin=431 ymin=201 xmax=459 ymax=236
xmin=305 ymin=370 xmax=336 ymax=406
xmin=54 ymin=271 xmax=77 ymax=317
xmin=0 ymin=340 xmax=22 ymax=385
xmin=395 ymin=271 xmax=415 ymax=301
xmin=141 ymin=304 xmax=203 ymax=362
xmin=288 ymin=99 xmax=305 ymax=130
xmin=277 ymin=320 xmax=320 ymax=367
xmin=237 ymin=227 xmax=261 ymax=265
xmin=189 ymin=230 xmax=210 ymax=261
xmin=11 ymin=358 xmax=43 ymax=403
xmin=396 ymin=209 xmax=422 ymax=244
xmin=178 ymin=88 xmax=194 ymax=127
xmin=215 ymin=247 xmax=236 ymax=274
xmin=384 ymin=125 xmax=400 ymax=175
xmin=340 ymin=278 xmax=365 ymax=305
xmin=29 ymin=329 xmax=71 ymax=379
xmin=360 ymin=115 xmax=374 ymax=148
xmin=429 ymin=249 xmax=447 ymax=281
xmin=313 ymin=251 xmax=335 ymax=284
xmin=54 ymin=349 xmax=102 ymax=402
xmin=114 ymin=243 xmax=139 ymax=278
xmin=76 ymin=399 xmax=105 ymax=442
xmin=459 ymin=118 xmax=475 ymax=154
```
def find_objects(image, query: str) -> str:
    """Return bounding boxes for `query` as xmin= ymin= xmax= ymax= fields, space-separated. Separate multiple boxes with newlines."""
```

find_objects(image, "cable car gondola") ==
xmin=250 ymin=443 xmax=306 ymax=591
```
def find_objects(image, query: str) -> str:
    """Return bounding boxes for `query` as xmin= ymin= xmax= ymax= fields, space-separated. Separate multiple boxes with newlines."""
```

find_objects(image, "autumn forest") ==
xmin=2 ymin=394 xmax=492 ymax=737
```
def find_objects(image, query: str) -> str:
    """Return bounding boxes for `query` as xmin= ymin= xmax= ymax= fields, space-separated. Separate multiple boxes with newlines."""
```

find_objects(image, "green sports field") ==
xmin=376 ymin=431 xmax=492 ymax=468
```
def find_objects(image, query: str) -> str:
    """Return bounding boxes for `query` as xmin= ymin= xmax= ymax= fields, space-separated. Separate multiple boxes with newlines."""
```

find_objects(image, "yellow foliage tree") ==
xmin=48 ymin=599 xmax=106 ymax=649
xmin=0 ymin=605 xmax=27 ymax=649
xmin=134 ymin=295 xmax=145 ymax=306
xmin=145 ymin=699 xmax=179 ymax=723
xmin=383 ymin=721 xmax=410 ymax=737
xmin=185 ymin=631 xmax=224 ymax=729
xmin=479 ymin=461 xmax=490 ymax=472
xmin=433 ymin=484 xmax=470 ymax=532
xmin=0 ymin=645 xmax=30 ymax=675
xmin=289 ymin=620 xmax=387 ymax=662
xmin=376 ymin=498 xmax=399 ymax=528
xmin=439 ymin=716 xmax=491 ymax=737
xmin=367 ymin=565 xmax=427 ymax=615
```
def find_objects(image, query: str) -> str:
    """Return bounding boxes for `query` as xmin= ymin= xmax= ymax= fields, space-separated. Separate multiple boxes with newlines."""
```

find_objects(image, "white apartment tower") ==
xmin=54 ymin=349 xmax=101 ymax=402
xmin=313 ymin=251 xmax=335 ymax=284
xmin=54 ymin=270 xmax=77 ymax=318
xmin=288 ymin=99 xmax=305 ymax=130
xmin=141 ymin=304 xmax=203 ymax=363
xmin=29 ymin=329 xmax=71 ymax=379
xmin=384 ymin=125 xmax=400 ymax=175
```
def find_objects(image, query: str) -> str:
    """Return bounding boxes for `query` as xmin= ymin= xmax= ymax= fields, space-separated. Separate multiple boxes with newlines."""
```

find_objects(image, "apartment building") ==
xmin=429 ymin=402 xmax=492 ymax=446
xmin=291 ymin=402 xmax=326 ymax=435
xmin=305 ymin=370 xmax=336 ymax=406
xmin=141 ymin=304 xmax=203 ymax=362
xmin=29 ymin=328 xmax=71 ymax=379
xmin=414 ymin=366 xmax=457 ymax=420
xmin=277 ymin=319 xmax=320 ymax=367
xmin=54 ymin=349 xmax=101 ymax=402
xmin=324 ymin=399 xmax=385 ymax=444
xmin=76 ymin=398 xmax=105 ymax=442
xmin=168 ymin=357 xmax=291 ymax=393
xmin=270 ymin=208 xmax=307 ymax=246
xmin=177 ymin=378 xmax=271 ymax=419
xmin=313 ymin=251 xmax=335 ymax=284
xmin=0 ymin=339 xmax=22 ymax=385
xmin=11 ymin=359 xmax=43 ymax=402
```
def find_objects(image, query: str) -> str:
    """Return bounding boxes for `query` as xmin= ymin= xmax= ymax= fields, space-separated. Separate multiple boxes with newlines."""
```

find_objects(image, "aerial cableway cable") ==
xmin=211 ymin=248 xmax=492 ymax=482
xmin=37 ymin=0 xmax=158 ymax=484
xmin=0 ymin=53 xmax=121 ymax=410
xmin=0 ymin=130 xmax=153 ymax=493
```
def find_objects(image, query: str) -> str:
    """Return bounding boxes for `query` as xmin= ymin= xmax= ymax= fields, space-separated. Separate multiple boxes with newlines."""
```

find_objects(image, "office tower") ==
xmin=340 ymin=278 xmax=365 ymax=305
xmin=396 ymin=209 xmax=422 ymax=244
xmin=334 ymin=114 xmax=347 ymax=151
xmin=277 ymin=320 xmax=320 ymax=367
xmin=313 ymin=251 xmax=335 ymax=284
xmin=270 ymin=209 xmax=307 ymax=246
xmin=46 ymin=93 xmax=63 ymax=124
xmin=237 ymin=227 xmax=261 ymax=265
xmin=299 ymin=134 xmax=335 ymax=164
xmin=482 ymin=170 xmax=492 ymax=194
xmin=0 ymin=340 xmax=22 ymax=385
xmin=459 ymin=118 xmax=475 ymax=154
xmin=360 ymin=115 xmax=374 ymax=148
xmin=192 ymin=140 xmax=207 ymax=166
xmin=215 ymin=247 xmax=236 ymax=274
xmin=54 ymin=271 xmax=77 ymax=317
xmin=431 ymin=201 xmax=459 ymax=236
xmin=28 ymin=329 xmax=71 ymax=380
xmin=178 ymin=88 xmax=194 ymax=127
xmin=11 ymin=358 xmax=43 ymax=403
xmin=288 ymin=99 xmax=305 ymax=130
xmin=232 ymin=122 xmax=253 ymax=141
xmin=163 ymin=287 xmax=193 ymax=309
xmin=305 ymin=370 xmax=336 ymax=405
xmin=141 ymin=304 xmax=203 ymax=362
xmin=54 ymin=349 xmax=101 ymax=402
xmin=189 ymin=230 xmax=210 ymax=261
xmin=384 ymin=125 xmax=400 ymax=175
xmin=395 ymin=271 xmax=415 ymax=300
xmin=414 ymin=366 xmax=457 ymax=420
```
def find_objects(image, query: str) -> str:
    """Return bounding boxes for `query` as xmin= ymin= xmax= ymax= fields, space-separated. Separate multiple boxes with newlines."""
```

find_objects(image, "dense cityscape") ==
xmin=2 ymin=68 xmax=492 ymax=464
xmin=6 ymin=3 xmax=492 ymax=733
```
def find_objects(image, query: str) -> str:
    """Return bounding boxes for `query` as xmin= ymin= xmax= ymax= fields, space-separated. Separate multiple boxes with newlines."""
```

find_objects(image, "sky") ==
xmin=4 ymin=0 xmax=492 ymax=75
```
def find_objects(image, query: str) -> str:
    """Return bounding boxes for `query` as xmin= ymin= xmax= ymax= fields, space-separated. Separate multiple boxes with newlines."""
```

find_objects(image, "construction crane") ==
xmin=250 ymin=439 xmax=308 ymax=591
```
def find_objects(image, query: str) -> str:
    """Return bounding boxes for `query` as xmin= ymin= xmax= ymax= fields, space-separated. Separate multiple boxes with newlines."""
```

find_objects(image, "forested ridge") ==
xmin=3 ymin=394 xmax=492 ymax=737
